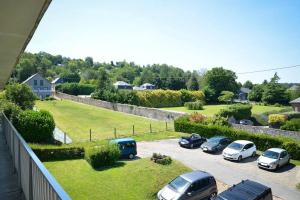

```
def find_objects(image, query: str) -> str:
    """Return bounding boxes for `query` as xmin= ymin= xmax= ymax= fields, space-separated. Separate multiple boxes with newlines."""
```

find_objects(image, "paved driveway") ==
xmin=138 ymin=139 xmax=300 ymax=200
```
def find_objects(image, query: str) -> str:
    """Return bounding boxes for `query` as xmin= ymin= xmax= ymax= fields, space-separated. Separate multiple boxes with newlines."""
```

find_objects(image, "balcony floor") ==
xmin=0 ymin=123 xmax=23 ymax=200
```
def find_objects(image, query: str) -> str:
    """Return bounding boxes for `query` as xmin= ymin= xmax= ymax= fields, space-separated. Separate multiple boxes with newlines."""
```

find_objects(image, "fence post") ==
xmin=114 ymin=128 xmax=117 ymax=138
xmin=132 ymin=125 xmax=135 ymax=135
xmin=64 ymin=132 xmax=67 ymax=144
xmin=150 ymin=123 xmax=152 ymax=133
xmin=89 ymin=129 xmax=92 ymax=142
xmin=165 ymin=121 xmax=168 ymax=131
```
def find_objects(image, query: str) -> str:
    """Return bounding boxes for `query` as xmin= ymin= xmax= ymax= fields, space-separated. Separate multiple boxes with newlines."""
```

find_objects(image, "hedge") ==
xmin=32 ymin=146 xmax=84 ymax=161
xmin=218 ymin=104 xmax=252 ymax=120
xmin=174 ymin=117 xmax=300 ymax=160
xmin=56 ymin=83 xmax=96 ymax=95
xmin=184 ymin=101 xmax=204 ymax=110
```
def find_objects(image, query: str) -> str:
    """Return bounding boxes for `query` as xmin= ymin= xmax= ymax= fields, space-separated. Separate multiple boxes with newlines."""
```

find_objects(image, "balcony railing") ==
xmin=1 ymin=113 xmax=71 ymax=200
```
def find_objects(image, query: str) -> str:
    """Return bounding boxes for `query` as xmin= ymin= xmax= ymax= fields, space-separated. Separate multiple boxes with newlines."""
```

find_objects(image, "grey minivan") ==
xmin=157 ymin=171 xmax=218 ymax=200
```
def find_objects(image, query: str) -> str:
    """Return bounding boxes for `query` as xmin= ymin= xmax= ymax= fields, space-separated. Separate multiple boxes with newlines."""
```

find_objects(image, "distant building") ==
xmin=290 ymin=97 xmax=300 ymax=112
xmin=238 ymin=87 xmax=251 ymax=101
xmin=132 ymin=86 xmax=144 ymax=91
xmin=51 ymin=77 xmax=64 ymax=91
xmin=289 ymin=85 xmax=299 ymax=91
xmin=113 ymin=81 xmax=133 ymax=90
xmin=140 ymin=83 xmax=155 ymax=90
xmin=22 ymin=73 xmax=51 ymax=99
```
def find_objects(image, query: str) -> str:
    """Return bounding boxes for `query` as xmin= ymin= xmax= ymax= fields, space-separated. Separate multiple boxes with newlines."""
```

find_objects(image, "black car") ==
xmin=201 ymin=136 xmax=231 ymax=153
xmin=179 ymin=133 xmax=206 ymax=148
xmin=216 ymin=180 xmax=272 ymax=200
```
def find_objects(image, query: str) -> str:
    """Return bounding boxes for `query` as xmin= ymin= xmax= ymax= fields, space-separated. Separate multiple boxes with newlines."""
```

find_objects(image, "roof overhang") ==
xmin=0 ymin=0 xmax=52 ymax=89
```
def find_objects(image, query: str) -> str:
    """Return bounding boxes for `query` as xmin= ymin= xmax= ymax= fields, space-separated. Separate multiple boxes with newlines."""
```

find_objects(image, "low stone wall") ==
xmin=232 ymin=124 xmax=300 ymax=140
xmin=55 ymin=92 xmax=187 ymax=121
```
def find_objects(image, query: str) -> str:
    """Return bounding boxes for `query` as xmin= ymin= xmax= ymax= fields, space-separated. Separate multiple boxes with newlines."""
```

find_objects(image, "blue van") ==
xmin=111 ymin=138 xmax=137 ymax=159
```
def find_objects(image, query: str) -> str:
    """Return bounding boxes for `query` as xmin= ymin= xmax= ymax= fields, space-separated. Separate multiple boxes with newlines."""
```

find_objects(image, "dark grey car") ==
xmin=201 ymin=136 xmax=231 ymax=153
xmin=157 ymin=171 xmax=218 ymax=200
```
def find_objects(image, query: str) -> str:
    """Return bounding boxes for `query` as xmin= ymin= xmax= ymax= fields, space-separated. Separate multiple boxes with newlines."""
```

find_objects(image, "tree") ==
xmin=85 ymin=57 xmax=94 ymax=67
xmin=5 ymin=83 xmax=37 ymax=110
xmin=61 ymin=72 xmax=81 ymax=83
xmin=203 ymin=67 xmax=239 ymax=103
xmin=97 ymin=68 xmax=111 ymax=90
xmin=187 ymin=74 xmax=199 ymax=90
xmin=218 ymin=91 xmax=234 ymax=104
xmin=248 ymin=84 xmax=264 ymax=102
xmin=243 ymin=80 xmax=253 ymax=89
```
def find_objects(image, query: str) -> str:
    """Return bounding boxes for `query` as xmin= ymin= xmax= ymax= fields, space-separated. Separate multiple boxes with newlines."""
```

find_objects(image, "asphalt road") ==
xmin=137 ymin=139 xmax=300 ymax=200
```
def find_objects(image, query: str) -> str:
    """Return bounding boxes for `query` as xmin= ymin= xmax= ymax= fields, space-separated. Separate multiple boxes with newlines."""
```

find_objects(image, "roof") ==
xmin=180 ymin=170 xmax=212 ymax=183
xmin=233 ymin=140 xmax=253 ymax=145
xmin=51 ymin=77 xmax=62 ymax=84
xmin=22 ymin=73 xmax=50 ymax=85
xmin=141 ymin=83 xmax=155 ymax=87
xmin=209 ymin=136 xmax=226 ymax=140
xmin=266 ymin=148 xmax=285 ymax=153
xmin=290 ymin=97 xmax=300 ymax=104
xmin=111 ymin=138 xmax=135 ymax=143
xmin=240 ymin=87 xmax=251 ymax=94
xmin=113 ymin=81 xmax=131 ymax=86
xmin=216 ymin=180 xmax=271 ymax=200
xmin=133 ymin=86 xmax=144 ymax=91
xmin=289 ymin=85 xmax=299 ymax=91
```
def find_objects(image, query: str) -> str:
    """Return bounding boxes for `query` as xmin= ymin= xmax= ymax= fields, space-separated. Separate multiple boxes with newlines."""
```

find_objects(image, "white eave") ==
xmin=0 ymin=0 xmax=52 ymax=89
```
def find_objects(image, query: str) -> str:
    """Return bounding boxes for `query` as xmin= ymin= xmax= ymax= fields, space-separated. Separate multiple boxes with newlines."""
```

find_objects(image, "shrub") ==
xmin=268 ymin=114 xmax=288 ymax=128
xmin=85 ymin=143 xmax=120 ymax=169
xmin=184 ymin=101 xmax=204 ymax=110
xmin=44 ymin=96 xmax=55 ymax=101
xmin=151 ymin=153 xmax=172 ymax=165
xmin=280 ymin=119 xmax=300 ymax=131
xmin=14 ymin=110 xmax=55 ymax=143
xmin=174 ymin=116 xmax=300 ymax=160
xmin=189 ymin=113 xmax=206 ymax=123
xmin=32 ymin=146 xmax=84 ymax=161
xmin=0 ymin=99 xmax=21 ymax=122
xmin=218 ymin=104 xmax=252 ymax=120
xmin=56 ymin=83 xmax=96 ymax=95
xmin=180 ymin=89 xmax=205 ymax=103
xmin=284 ymin=112 xmax=300 ymax=120
xmin=204 ymin=116 xmax=230 ymax=127
xmin=137 ymin=89 xmax=182 ymax=107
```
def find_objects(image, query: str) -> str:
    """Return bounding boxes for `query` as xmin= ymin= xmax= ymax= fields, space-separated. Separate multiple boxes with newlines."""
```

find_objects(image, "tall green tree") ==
xmin=187 ymin=74 xmax=199 ymax=90
xmin=248 ymin=84 xmax=264 ymax=102
xmin=218 ymin=91 xmax=234 ymax=104
xmin=243 ymin=80 xmax=253 ymax=89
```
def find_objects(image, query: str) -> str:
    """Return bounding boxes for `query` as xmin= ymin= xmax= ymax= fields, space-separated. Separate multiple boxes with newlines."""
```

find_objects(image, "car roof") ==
xmin=217 ymin=180 xmax=271 ymax=200
xmin=180 ymin=170 xmax=212 ymax=183
xmin=209 ymin=136 xmax=226 ymax=140
xmin=111 ymin=138 xmax=135 ymax=143
xmin=233 ymin=140 xmax=253 ymax=145
xmin=266 ymin=148 xmax=285 ymax=153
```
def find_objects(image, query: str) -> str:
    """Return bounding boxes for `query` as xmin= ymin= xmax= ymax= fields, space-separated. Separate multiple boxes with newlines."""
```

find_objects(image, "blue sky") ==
xmin=26 ymin=0 xmax=300 ymax=83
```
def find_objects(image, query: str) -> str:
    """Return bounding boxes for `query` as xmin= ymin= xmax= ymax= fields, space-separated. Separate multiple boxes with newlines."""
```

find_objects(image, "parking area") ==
xmin=138 ymin=139 xmax=300 ymax=200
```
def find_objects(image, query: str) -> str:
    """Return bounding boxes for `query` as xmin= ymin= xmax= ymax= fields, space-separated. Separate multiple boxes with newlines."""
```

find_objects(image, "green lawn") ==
xmin=162 ymin=104 xmax=291 ymax=116
xmin=36 ymin=100 xmax=173 ymax=143
xmin=44 ymin=159 xmax=190 ymax=200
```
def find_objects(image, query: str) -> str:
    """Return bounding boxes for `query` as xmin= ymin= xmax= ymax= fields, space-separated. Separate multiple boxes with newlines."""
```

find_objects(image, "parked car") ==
xmin=257 ymin=148 xmax=290 ymax=171
xmin=240 ymin=119 xmax=254 ymax=126
xmin=216 ymin=179 xmax=272 ymax=200
xmin=157 ymin=170 xmax=217 ymax=200
xmin=110 ymin=138 xmax=137 ymax=159
xmin=201 ymin=136 xmax=231 ymax=153
xmin=179 ymin=133 xmax=206 ymax=149
xmin=222 ymin=140 xmax=256 ymax=161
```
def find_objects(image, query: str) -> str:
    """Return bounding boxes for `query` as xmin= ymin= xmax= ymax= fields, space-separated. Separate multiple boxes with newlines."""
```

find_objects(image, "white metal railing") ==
xmin=1 ymin=113 xmax=71 ymax=200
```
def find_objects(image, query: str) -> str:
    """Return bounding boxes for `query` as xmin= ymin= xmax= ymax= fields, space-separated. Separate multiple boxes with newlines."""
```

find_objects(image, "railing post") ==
xmin=29 ymin=158 xmax=33 ymax=200
xmin=18 ymin=140 xmax=21 ymax=187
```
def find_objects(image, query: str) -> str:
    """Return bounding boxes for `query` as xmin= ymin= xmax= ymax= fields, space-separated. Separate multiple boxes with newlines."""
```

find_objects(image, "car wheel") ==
xmin=190 ymin=144 xmax=194 ymax=149
xmin=238 ymin=155 xmax=242 ymax=162
xmin=129 ymin=154 xmax=134 ymax=159
xmin=275 ymin=164 xmax=279 ymax=171
xmin=209 ymin=192 xmax=217 ymax=200
xmin=252 ymin=151 xmax=256 ymax=157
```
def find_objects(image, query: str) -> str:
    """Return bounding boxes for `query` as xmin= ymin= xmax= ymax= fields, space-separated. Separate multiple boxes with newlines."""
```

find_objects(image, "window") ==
xmin=40 ymin=80 xmax=44 ymax=86
xmin=188 ymin=178 xmax=210 ymax=192
xmin=280 ymin=151 xmax=287 ymax=158
xmin=244 ymin=143 xmax=253 ymax=150
xmin=34 ymin=80 xmax=37 ymax=86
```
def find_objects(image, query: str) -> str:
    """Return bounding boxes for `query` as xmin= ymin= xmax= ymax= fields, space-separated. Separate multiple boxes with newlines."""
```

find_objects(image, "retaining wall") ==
xmin=55 ymin=92 xmax=187 ymax=121
xmin=232 ymin=124 xmax=300 ymax=140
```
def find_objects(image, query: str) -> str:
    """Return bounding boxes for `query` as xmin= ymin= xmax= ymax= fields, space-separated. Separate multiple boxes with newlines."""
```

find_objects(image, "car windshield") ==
xmin=169 ymin=176 xmax=190 ymax=193
xmin=262 ymin=150 xmax=279 ymax=159
xmin=207 ymin=137 xmax=222 ymax=144
xmin=228 ymin=142 xmax=243 ymax=150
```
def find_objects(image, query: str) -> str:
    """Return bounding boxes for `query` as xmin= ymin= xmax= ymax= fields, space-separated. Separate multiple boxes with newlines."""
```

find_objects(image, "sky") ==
xmin=26 ymin=0 xmax=300 ymax=83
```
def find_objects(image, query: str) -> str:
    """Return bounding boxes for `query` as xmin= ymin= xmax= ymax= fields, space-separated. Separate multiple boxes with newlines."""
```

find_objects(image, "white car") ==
xmin=257 ymin=148 xmax=290 ymax=171
xmin=222 ymin=140 xmax=256 ymax=161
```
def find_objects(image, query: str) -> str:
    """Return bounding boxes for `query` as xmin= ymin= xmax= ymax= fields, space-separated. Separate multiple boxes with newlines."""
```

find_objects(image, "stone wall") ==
xmin=55 ymin=92 xmax=187 ymax=121
xmin=232 ymin=124 xmax=300 ymax=140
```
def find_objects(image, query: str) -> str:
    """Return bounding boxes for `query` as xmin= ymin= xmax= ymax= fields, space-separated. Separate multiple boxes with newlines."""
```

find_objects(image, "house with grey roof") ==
xmin=140 ymin=83 xmax=155 ymax=90
xmin=51 ymin=77 xmax=64 ymax=91
xmin=113 ymin=81 xmax=133 ymax=90
xmin=22 ymin=73 xmax=51 ymax=99
xmin=290 ymin=97 xmax=300 ymax=112
xmin=238 ymin=87 xmax=251 ymax=101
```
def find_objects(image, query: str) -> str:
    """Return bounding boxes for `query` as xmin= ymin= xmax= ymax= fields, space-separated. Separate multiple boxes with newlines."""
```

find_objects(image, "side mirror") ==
xmin=187 ymin=192 xmax=192 ymax=196
xmin=242 ymin=149 xmax=246 ymax=151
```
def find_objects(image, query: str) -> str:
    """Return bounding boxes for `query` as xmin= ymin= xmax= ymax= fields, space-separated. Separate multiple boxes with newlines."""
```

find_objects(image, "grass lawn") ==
xmin=44 ymin=159 xmax=190 ymax=200
xmin=162 ymin=104 xmax=291 ymax=116
xmin=36 ymin=100 xmax=173 ymax=143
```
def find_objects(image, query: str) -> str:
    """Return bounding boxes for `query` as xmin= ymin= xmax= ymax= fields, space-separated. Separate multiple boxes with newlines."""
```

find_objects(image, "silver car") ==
xmin=257 ymin=148 xmax=290 ymax=170
xmin=157 ymin=171 xmax=217 ymax=200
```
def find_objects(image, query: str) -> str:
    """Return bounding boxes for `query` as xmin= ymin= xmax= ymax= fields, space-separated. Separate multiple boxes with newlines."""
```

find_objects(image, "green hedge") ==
xmin=56 ymin=83 xmax=96 ymax=95
xmin=174 ymin=117 xmax=300 ymax=160
xmin=184 ymin=101 xmax=204 ymax=110
xmin=280 ymin=119 xmax=300 ymax=131
xmin=32 ymin=146 xmax=84 ymax=161
xmin=218 ymin=104 xmax=252 ymax=120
